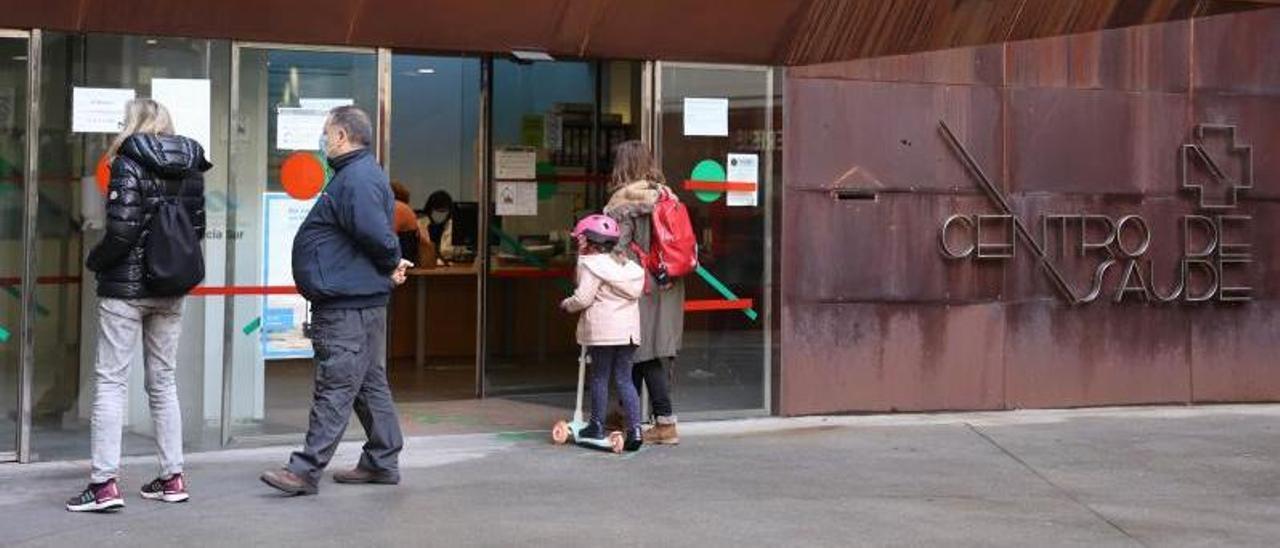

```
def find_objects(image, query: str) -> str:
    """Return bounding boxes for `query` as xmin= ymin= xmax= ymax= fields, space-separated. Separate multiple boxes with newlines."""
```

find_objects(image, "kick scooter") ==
xmin=551 ymin=348 xmax=625 ymax=453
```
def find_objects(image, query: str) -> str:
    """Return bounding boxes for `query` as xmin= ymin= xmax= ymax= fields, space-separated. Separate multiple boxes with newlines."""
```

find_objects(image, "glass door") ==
xmin=655 ymin=63 xmax=775 ymax=417
xmin=224 ymin=44 xmax=379 ymax=442
xmin=0 ymin=31 xmax=30 ymax=460
xmin=484 ymin=59 xmax=643 ymax=417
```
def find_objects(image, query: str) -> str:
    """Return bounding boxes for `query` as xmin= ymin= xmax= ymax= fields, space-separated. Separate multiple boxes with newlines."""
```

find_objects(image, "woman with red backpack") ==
xmin=603 ymin=140 xmax=687 ymax=444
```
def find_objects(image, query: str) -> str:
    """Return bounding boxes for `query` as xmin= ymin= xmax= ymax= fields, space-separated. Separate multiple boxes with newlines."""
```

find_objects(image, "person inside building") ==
xmin=603 ymin=140 xmax=685 ymax=445
xmin=391 ymin=181 xmax=435 ymax=268
xmin=418 ymin=189 xmax=457 ymax=264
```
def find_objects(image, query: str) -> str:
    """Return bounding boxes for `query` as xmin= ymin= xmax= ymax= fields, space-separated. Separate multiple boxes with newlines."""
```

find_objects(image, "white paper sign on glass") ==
xmin=152 ymin=79 xmax=212 ymax=161
xmin=276 ymin=108 xmax=330 ymax=151
xmin=495 ymin=181 xmax=538 ymax=216
xmin=73 ymin=87 xmax=136 ymax=133
xmin=726 ymin=153 xmax=760 ymax=207
xmin=299 ymin=98 xmax=355 ymax=111
xmin=683 ymin=97 xmax=729 ymax=137
xmin=494 ymin=147 xmax=537 ymax=180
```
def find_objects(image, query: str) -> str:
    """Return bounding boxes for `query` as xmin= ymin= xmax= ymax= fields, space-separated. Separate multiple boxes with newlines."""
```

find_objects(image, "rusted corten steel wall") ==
xmin=781 ymin=9 xmax=1280 ymax=415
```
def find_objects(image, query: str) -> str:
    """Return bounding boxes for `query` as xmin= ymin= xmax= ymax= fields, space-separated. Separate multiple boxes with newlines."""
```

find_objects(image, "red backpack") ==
xmin=633 ymin=188 xmax=698 ymax=278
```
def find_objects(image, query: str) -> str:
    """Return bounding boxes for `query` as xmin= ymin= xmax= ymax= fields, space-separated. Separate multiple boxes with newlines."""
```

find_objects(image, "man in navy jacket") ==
xmin=262 ymin=106 xmax=412 ymax=495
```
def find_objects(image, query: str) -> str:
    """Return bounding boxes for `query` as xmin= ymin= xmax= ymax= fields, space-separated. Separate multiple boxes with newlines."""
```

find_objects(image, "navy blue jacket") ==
xmin=292 ymin=149 xmax=400 ymax=309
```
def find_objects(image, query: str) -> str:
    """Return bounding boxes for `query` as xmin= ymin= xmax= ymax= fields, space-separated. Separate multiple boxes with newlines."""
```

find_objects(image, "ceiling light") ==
xmin=12 ymin=55 xmax=26 ymax=61
xmin=511 ymin=50 xmax=554 ymax=63
xmin=145 ymin=39 xmax=158 ymax=45
xmin=416 ymin=68 xmax=435 ymax=74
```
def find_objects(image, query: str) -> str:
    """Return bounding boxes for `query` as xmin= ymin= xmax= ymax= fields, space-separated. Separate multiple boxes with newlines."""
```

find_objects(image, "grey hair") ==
xmin=326 ymin=105 xmax=373 ymax=147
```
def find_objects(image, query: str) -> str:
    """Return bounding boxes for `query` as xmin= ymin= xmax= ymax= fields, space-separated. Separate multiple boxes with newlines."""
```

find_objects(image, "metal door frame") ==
xmin=652 ymin=61 xmax=775 ymax=418
xmin=6 ymin=28 xmax=39 ymax=463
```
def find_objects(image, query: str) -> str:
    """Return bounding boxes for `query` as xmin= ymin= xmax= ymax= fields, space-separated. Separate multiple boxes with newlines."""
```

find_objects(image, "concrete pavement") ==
xmin=2 ymin=404 xmax=1279 ymax=547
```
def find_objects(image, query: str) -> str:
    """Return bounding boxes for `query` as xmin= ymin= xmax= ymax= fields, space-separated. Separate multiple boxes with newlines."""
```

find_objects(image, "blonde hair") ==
xmin=106 ymin=98 xmax=175 ymax=161
xmin=610 ymin=140 xmax=665 ymax=191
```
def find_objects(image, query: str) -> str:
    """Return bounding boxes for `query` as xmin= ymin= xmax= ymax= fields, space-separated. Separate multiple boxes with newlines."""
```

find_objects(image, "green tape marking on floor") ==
xmin=242 ymin=317 xmax=261 ymax=335
xmin=495 ymin=431 xmax=543 ymax=442
xmin=0 ymin=325 xmax=10 ymax=343
xmin=695 ymin=265 xmax=759 ymax=321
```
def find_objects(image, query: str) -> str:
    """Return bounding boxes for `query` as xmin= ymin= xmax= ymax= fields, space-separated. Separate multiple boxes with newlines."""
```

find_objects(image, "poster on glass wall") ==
xmin=262 ymin=192 xmax=317 ymax=359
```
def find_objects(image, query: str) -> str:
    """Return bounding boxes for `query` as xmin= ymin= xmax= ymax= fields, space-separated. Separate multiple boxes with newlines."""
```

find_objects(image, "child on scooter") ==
xmin=560 ymin=214 xmax=647 ymax=451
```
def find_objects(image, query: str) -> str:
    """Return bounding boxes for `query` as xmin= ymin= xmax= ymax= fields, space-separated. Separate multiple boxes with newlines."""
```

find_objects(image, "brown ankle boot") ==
xmin=643 ymin=423 xmax=679 ymax=445
xmin=604 ymin=410 xmax=625 ymax=432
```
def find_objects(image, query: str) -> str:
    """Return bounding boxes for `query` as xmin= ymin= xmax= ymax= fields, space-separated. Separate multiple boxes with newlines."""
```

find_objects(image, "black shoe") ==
xmin=578 ymin=420 xmax=605 ymax=441
xmin=624 ymin=425 xmax=644 ymax=452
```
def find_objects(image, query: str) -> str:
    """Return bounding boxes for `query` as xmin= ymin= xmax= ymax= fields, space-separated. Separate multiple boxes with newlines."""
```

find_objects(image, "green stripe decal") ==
xmin=0 ymin=325 xmax=10 ymax=343
xmin=2 ymin=286 xmax=50 ymax=317
xmin=242 ymin=317 xmax=261 ymax=335
xmin=695 ymin=265 xmax=758 ymax=321
xmin=490 ymin=224 xmax=575 ymax=294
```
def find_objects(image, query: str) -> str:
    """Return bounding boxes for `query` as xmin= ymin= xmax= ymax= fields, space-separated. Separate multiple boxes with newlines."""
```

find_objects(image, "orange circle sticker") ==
xmin=95 ymin=155 xmax=111 ymax=195
xmin=281 ymin=152 xmax=326 ymax=200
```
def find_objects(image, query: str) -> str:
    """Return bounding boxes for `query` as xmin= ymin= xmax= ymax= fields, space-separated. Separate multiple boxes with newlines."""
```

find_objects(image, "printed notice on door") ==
xmin=276 ymin=108 xmax=330 ymax=151
xmin=683 ymin=97 xmax=729 ymax=137
xmin=495 ymin=181 xmax=537 ymax=216
xmin=495 ymin=147 xmax=537 ymax=180
xmin=726 ymin=153 xmax=760 ymax=207
xmin=73 ymin=87 xmax=136 ymax=133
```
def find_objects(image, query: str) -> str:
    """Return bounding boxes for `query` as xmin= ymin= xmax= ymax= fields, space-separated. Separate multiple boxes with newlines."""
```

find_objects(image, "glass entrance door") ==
xmin=224 ymin=44 xmax=379 ymax=441
xmin=0 ymin=32 xmax=29 ymax=460
xmin=484 ymin=59 xmax=643 ymax=412
xmin=655 ymin=63 xmax=775 ymax=416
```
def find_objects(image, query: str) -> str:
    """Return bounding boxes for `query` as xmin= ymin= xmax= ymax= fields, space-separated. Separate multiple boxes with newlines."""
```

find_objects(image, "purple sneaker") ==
xmin=66 ymin=479 xmax=125 ymax=512
xmin=140 ymin=473 xmax=190 ymax=503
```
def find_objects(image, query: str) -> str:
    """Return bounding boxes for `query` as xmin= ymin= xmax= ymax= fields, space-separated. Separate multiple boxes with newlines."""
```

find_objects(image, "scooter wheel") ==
xmin=551 ymin=421 xmax=570 ymax=445
xmin=608 ymin=431 xmax=625 ymax=454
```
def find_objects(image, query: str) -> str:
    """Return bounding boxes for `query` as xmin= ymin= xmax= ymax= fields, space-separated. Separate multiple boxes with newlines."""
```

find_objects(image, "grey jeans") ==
xmin=91 ymin=297 xmax=185 ymax=484
xmin=287 ymin=306 xmax=403 ymax=485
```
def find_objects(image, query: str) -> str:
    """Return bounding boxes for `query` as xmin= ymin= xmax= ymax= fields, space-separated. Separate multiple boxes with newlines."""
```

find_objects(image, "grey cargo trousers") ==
xmin=287 ymin=306 xmax=403 ymax=485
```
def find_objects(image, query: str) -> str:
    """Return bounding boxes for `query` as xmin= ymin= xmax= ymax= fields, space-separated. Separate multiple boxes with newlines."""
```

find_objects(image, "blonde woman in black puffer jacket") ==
xmin=68 ymin=98 xmax=210 ymax=513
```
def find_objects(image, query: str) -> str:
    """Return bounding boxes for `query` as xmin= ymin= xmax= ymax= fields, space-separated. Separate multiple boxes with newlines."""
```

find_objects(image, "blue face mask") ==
xmin=318 ymin=134 xmax=329 ymax=157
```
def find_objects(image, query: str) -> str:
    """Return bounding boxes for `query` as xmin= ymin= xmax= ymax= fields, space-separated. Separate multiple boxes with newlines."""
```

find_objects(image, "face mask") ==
xmin=318 ymin=134 xmax=330 ymax=157
xmin=429 ymin=209 xmax=450 ymax=224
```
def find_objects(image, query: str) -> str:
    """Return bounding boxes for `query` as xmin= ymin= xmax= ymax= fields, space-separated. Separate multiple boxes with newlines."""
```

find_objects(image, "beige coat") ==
xmin=604 ymin=180 xmax=686 ymax=362
xmin=561 ymin=253 xmax=646 ymax=347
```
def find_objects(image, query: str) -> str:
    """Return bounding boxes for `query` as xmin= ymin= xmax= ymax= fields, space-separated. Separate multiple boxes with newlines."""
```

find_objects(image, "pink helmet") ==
xmin=572 ymin=214 xmax=620 ymax=244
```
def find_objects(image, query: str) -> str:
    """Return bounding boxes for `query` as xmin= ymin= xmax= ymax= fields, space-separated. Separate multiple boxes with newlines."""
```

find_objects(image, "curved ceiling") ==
xmin=1 ymin=0 xmax=1276 ymax=65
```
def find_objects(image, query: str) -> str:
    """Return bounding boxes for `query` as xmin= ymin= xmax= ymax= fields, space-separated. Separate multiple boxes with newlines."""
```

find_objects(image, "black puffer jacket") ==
xmin=87 ymin=134 xmax=211 ymax=299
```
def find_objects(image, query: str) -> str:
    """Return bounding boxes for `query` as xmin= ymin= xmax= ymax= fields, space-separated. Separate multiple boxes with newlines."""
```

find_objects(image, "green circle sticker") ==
xmin=690 ymin=159 xmax=725 ymax=203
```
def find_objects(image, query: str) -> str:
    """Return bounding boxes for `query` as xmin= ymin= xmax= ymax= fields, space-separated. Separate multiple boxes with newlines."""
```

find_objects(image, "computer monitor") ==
xmin=451 ymin=201 xmax=479 ymax=250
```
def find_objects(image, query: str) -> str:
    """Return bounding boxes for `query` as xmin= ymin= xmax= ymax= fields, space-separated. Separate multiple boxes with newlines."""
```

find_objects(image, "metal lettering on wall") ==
xmin=937 ymin=121 xmax=1254 ymax=305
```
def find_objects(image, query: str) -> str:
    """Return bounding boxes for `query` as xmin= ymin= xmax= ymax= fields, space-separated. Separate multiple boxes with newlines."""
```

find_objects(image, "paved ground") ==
xmin=2 ymin=404 xmax=1278 ymax=547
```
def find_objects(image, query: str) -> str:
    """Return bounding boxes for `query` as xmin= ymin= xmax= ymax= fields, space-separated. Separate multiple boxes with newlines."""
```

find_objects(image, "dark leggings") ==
xmin=631 ymin=358 xmax=674 ymax=418
xmin=588 ymin=346 xmax=642 ymax=430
